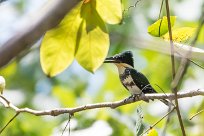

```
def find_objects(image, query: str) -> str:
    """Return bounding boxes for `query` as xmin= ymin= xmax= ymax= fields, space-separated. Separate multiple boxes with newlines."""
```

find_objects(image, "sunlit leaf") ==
xmin=95 ymin=0 xmax=122 ymax=24
xmin=148 ymin=16 xmax=176 ymax=37
xmin=163 ymin=27 xmax=196 ymax=43
xmin=0 ymin=62 xmax=17 ymax=77
xmin=76 ymin=3 xmax=109 ymax=73
xmin=40 ymin=2 xmax=83 ymax=77
xmin=146 ymin=128 xmax=158 ymax=136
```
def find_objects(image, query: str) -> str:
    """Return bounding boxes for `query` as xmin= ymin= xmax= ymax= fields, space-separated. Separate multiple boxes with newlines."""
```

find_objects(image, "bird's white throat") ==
xmin=115 ymin=63 xmax=133 ymax=74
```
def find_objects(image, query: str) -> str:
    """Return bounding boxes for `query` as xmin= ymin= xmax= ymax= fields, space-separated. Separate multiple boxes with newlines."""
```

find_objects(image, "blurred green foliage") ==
xmin=0 ymin=0 xmax=204 ymax=136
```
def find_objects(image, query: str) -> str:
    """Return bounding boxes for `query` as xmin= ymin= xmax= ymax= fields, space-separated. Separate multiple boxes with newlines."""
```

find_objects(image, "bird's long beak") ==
xmin=104 ymin=57 xmax=120 ymax=63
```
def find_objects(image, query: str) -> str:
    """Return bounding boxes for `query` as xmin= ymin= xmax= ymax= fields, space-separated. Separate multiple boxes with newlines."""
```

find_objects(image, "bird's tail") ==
xmin=160 ymin=99 xmax=175 ymax=107
xmin=151 ymin=85 xmax=175 ymax=107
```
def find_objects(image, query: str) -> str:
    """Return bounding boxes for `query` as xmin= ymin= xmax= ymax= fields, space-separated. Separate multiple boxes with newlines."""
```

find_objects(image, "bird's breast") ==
xmin=120 ymin=74 xmax=142 ymax=95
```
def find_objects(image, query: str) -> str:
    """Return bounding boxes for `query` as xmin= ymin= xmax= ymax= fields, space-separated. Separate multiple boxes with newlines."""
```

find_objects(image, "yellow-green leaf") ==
xmin=146 ymin=128 xmax=158 ymax=136
xmin=163 ymin=27 xmax=196 ymax=43
xmin=40 ymin=2 xmax=83 ymax=77
xmin=76 ymin=2 xmax=109 ymax=73
xmin=95 ymin=0 xmax=122 ymax=24
xmin=148 ymin=16 xmax=176 ymax=37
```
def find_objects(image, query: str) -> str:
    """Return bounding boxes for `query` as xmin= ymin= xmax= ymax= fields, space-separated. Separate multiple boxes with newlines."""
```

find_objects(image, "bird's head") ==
xmin=104 ymin=51 xmax=134 ymax=68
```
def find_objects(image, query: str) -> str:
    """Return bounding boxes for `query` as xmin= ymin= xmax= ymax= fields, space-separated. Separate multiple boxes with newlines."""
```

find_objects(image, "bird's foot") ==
xmin=132 ymin=94 xmax=141 ymax=101
xmin=124 ymin=94 xmax=141 ymax=103
xmin=140 ymin=93 xmax=149 ymax=103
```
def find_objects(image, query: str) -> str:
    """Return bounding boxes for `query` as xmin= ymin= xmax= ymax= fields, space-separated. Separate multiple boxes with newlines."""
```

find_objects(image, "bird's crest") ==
xmin=113 ymin=51 xmax=134 ymax=67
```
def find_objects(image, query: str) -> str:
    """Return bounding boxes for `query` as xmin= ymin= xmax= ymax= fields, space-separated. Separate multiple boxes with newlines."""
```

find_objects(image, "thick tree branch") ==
xmin=0 ymin=0 xmax=79 ymax=68
xmin=0 ymin=89 xmax=203 ymax=116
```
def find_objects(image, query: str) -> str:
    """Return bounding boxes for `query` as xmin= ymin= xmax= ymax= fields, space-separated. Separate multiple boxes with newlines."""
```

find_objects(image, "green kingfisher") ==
xmin=104 ymin=51 xmax=172 ymax=106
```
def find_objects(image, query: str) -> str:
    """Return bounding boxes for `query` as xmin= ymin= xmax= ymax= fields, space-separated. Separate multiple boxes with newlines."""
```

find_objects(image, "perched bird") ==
xmin=104 ymin=51 xmax=172 ymax=106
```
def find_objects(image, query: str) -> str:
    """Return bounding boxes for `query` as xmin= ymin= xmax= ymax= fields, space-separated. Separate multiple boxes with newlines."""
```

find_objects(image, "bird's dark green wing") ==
xmin=126 ymin=68 xmax=157 ymax=94
xmin=123 ymin=68 xmax=173 ymax=106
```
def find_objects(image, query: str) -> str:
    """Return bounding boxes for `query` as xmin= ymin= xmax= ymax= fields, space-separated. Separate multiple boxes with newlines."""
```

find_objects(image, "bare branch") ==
xmin=123 ymin=0 xmax=142 ymax=16
xmin=0 ymin=89 xmax=203 ymax=134
xmin=189 ymin=109 xmax=204 ymax=120
xmin=161 ymin=105 xmax=172 ymax=136
xmin=165 ymin=0 xmax=176 ymax=78
xmin=0 ymin=0 xmax=79 ymax=68
xmin=140 ymin=107 xmax=175 ymax=136
xmin=128 ymin=37 xmax=204 ymax=61
xmin=0 ymin=89 xmax=203 ymax=117
xmin=165 ymin=0 xmax=186 ymax=135
xmin=171 ymin=11 xmax=204 ymax=89
xmin=0 ymin=113 xmax=20 ymax=134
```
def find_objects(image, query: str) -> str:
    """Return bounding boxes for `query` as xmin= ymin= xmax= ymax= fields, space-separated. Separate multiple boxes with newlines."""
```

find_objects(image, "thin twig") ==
xmin=165 ymin=0 xmax=186 ymax=135
xmin=61 ymin=114 xmax=72 ymax=136
xmin=189 ymin=109 xmax=204 ymax=120
xmin=140 ymin=107 xmax=175 ymax=136
xmin=158 ymin=0 xmax=164 ymax=19
xmin=161 ymin=106 xmax=172 ymax=136
xmin=158 ymin=0 xmax=164 ymax=36
xmin=168 ymin=6 xmax=204 ymax=135
xmin=0 ymin=112 xmax=20 ymax=134
xmin=171 ymin=13 xmax=204 ymax=89
xmin=122 ymin=0 xmax=142 ymax=19
xmin=165 ymin=0 xmax=176 ymax=78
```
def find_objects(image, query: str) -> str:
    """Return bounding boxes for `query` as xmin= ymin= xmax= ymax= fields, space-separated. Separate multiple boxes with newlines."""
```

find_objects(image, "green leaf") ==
xmin=148 ymin=16 xmax=176 ymax=37
xmin=163 ymin=27 xmax=196 ymax=43
xmin=40 ymin=2 xmax=83 ymax=77
xmin=146 ymin=128 xmax=158 ymax=136
xmin=95 ymin=0 xmax=122 ymax=24
xmin=75 ymin=2 xmax=109 ymax=73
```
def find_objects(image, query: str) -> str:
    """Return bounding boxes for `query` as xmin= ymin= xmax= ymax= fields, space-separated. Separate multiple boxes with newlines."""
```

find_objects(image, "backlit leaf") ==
xmin=40 ymin=2 xmax=83 ymax=77
xmin=146 ymin=128 xmax=158 ymax=136
xmin=95 ymin=0 xmax=122 ymax=24
xmin=163 ymin=27 xmax=196 ymax=43
xmin=148 ymin=16 xmax=176 ymax=37
xmin=76 ymin=2 xmax=109 ymax=73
